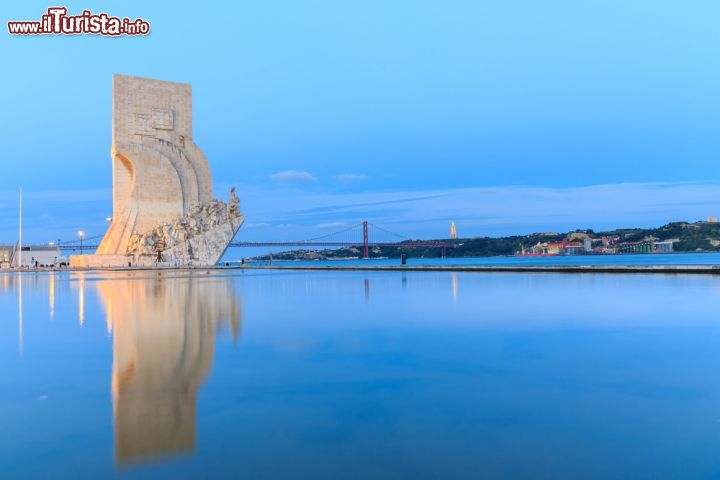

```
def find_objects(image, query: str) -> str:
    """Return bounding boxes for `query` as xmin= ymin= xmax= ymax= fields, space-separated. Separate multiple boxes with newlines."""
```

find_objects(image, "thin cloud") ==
xmin=288 ymin=193 xmax=448 ymax=216
xmin=315 ymin=222 xmax=350 ymax=229
xmin=333 ymin=173 xmax=368 ymax=183
xmin=270 ymin=170 xmax=318 ymax=184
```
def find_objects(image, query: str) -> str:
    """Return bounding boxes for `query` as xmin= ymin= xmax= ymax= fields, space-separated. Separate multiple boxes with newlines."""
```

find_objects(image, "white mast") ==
xmin=18 ymin=187 xmax=22 ymax=268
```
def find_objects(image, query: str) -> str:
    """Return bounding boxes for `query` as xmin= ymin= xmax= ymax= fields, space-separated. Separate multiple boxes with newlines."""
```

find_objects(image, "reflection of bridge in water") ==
xmin=53 ymin=221 xmax=452 ymax=258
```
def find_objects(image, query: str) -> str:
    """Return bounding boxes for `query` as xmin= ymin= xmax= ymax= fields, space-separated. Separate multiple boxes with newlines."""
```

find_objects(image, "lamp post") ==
xmin=78 ymin=230 xmax=85 ymax=255
xmin=18 ymin=187 xmax=22 ymax=269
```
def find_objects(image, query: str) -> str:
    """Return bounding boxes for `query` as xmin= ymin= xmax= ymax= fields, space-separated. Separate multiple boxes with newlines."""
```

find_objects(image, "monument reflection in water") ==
xmin=95 ymin=273 xmax=242 ymax=465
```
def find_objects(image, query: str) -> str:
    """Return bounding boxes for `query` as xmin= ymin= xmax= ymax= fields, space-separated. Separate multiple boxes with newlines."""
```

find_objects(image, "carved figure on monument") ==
xmin=127 ymin=234 xmax=141 ymax=255
xmin=229 ymin=187 xmax=240 ymax=217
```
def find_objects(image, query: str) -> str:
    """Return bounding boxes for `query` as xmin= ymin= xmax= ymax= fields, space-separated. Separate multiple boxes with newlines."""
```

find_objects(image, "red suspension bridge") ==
xmin=52 ymin=221 xmax=452 ymax=258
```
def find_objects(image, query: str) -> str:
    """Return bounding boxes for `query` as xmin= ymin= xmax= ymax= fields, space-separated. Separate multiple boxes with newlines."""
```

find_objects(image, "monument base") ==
xmin=71 ymin=216 xmax=244 ymax=268
xmin=70 ymin=253 xmax=159 ymax=268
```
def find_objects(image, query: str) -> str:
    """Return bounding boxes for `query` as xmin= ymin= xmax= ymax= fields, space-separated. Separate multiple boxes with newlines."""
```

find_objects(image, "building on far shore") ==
xmin=564 ymin=245 xmax=586 ymax=255
xmin=521 ymin=237 xmax=675 ymax=256
xmin=0 ymin=245 xmax=66 ymax=268
xmin=653 ymin=241 xmax=674 ymax=253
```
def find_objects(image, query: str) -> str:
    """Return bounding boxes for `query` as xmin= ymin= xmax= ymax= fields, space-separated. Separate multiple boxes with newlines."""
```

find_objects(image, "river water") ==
xmin=2 ymin=268 xmax=720 ymax=479
xmin=233 ymin=251 xmax=720 ymax=267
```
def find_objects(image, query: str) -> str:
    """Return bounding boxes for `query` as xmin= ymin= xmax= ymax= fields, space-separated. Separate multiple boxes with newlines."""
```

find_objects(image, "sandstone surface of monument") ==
xmin=71 ymin=75 xmax=244 ymax=267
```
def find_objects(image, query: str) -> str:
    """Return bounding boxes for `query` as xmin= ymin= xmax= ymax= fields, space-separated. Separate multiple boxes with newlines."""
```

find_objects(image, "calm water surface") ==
xmin=2 ymin=269 xmax=720 ymax=479
xmin=234 ymin=251 xmax=720 ymax=267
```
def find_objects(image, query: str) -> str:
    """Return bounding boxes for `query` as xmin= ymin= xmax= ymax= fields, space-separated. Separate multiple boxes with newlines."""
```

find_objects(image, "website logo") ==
xmin=8 ymin=7 xmax=150 ymax=36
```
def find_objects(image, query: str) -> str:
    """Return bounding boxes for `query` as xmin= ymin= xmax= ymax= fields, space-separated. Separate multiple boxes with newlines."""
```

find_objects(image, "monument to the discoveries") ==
xmin=71 ymin=74 xmax=244 ymax=267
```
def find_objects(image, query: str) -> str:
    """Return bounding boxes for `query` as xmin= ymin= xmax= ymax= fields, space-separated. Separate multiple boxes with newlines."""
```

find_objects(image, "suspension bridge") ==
xmin=49 ymin=221 xmax=452 ymax=258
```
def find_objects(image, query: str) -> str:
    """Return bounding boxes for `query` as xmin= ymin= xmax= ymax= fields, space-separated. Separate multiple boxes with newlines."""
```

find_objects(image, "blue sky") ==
xmin=2 ymin=1 xmax=720 ymax=245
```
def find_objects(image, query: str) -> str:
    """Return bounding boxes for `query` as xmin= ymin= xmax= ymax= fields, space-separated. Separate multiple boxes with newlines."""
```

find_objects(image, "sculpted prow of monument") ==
xmin=71 ymin=74 xmax=244 ymax=267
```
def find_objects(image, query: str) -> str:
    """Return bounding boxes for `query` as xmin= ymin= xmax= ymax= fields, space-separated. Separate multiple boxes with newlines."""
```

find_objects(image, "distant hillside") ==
xmin=250 ymin=221 xmax=720 ymax=261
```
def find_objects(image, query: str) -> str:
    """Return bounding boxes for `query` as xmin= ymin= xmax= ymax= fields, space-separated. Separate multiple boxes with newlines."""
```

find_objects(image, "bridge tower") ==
xmin=363 ymin=221 xmax=369 ymax=259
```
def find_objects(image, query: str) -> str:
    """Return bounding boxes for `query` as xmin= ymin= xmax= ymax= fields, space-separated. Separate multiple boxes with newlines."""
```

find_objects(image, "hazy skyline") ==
xmin=2 ymin=1 xmax=720 ymax=244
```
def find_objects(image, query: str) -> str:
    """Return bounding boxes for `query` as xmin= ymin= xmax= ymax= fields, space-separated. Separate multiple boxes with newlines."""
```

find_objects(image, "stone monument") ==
xmin=71 ymin=74 xmax=244 ymax=267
